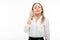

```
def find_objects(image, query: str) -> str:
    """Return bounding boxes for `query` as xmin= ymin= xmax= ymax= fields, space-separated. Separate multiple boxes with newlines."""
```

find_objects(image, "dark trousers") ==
xmin=28 ymin=36 xmax=44 ymax=40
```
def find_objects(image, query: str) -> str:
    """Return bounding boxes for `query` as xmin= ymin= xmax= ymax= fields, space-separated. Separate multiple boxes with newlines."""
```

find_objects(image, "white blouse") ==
xmin=24 ymin=16 xmax=50 ymax=40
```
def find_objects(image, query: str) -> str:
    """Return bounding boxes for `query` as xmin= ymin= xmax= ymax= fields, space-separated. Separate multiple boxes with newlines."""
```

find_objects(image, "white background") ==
xmin=0 ymin=0 xmax=60 ymax=40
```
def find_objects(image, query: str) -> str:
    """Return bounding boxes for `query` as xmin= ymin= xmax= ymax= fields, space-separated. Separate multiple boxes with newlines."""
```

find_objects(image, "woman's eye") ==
xmin=34 ymin=6 xmax=41 ymax=9
xmin=38 ymin=6 xmax=40 ymax=8
xmin=34 ymin=7 xmax=37 ymax=9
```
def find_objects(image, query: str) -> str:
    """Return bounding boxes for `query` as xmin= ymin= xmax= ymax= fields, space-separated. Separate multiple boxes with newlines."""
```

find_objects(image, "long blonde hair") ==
xmin=32 ymin=2 xmax=45 ymax=24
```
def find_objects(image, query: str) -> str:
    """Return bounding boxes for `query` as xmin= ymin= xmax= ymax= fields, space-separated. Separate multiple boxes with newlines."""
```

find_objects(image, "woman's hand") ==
xmin=29 ymin=10 xmax=34 ymax=19
xmin=27 ymin=10 xmax=34 ymax=26
xmin=27 ymin=17 xmax=31 ymax=25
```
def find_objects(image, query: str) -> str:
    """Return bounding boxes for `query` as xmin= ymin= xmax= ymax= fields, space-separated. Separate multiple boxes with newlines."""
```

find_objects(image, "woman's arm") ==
xmin=24 ymin=10 xmax=34 ymax=33
xmin=24 ymin=17 xmax=31 ymax=33
xmin=24 ymin=22 xmax=30 ymax=33
xmin=44 ymin=18 xmax=50 ymax=40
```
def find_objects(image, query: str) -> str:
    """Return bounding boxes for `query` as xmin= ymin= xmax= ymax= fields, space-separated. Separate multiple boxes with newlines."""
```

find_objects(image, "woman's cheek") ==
xmin=33 ymin=10 xmax=36 ymax=13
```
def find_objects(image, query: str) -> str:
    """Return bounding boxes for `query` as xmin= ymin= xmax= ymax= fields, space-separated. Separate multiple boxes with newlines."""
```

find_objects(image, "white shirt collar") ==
xmin=33 ymin=16 xmax=42 ymax=23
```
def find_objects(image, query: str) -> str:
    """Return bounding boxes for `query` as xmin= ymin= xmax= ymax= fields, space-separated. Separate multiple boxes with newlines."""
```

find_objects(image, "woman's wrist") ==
xmin=26 ymin=23 xmax=30 ymax=27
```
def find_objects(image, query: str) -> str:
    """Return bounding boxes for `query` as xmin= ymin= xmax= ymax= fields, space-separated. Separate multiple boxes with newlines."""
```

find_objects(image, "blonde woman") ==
xmin=24 ymin=2 xmax=50 ymax=40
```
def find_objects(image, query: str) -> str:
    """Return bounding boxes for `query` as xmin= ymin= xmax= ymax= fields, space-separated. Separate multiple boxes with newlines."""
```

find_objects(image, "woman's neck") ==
xmin=35 ymin=14 xmax=41 ymax=21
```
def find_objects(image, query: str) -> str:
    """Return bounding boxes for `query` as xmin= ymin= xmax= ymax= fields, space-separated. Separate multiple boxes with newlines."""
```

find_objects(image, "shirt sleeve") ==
xmin=44 ymin=18 xmax=50 ymax=40
xmin=24 ymin=22 xmax=30 ymax=33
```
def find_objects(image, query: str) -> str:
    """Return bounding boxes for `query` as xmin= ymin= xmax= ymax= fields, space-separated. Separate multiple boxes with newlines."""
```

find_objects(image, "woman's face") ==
xmin=33 ymin=4 xmax=42 ymax=15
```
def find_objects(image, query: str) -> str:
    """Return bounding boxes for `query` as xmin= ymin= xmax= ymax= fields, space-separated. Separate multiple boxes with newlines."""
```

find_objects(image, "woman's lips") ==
xmin=36 ymin=10 xmax=40 ymax=12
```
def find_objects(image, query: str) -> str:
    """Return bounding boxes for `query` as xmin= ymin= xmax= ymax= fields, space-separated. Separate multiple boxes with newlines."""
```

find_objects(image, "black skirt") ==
xmin=28 ymin=36 xmax=44 ymax=40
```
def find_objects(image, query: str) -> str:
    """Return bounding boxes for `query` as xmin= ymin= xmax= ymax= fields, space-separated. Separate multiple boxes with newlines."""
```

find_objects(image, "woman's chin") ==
xmin=35 ymin=12 xmax=40 ymax=14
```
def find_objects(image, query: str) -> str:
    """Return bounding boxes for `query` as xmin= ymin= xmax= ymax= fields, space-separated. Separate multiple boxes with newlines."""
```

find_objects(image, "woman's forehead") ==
xmin=34 ymin=4 xmax=41 ymax=7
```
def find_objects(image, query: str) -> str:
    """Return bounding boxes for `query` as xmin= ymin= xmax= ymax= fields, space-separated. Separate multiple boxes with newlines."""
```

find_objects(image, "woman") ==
xmin=24 ymin=2 xmax=50 ymax=40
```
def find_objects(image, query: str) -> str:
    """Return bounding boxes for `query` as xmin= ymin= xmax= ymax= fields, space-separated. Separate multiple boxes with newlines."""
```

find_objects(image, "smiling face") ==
xmin=31 ymin=3 xmax=45 ymax=24
xmin=32 ymin=3 xmax=43 ymax=15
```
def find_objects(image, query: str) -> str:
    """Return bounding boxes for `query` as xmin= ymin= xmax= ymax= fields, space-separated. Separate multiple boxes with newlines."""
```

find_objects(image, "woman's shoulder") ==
xmin=45 ymin=17 xmax=49 ymax=21
xmin=44 ymin=17 xmax=49 ymax=24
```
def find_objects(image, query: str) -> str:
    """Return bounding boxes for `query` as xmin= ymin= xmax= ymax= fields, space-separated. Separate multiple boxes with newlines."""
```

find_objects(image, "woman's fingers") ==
xmin=27 ymin=18 xmax=31 ymax=25
xmin=29 ymin=10 xmax=34 ymax=18
xmin=26 ymin=10 xmax=34 ymax=26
